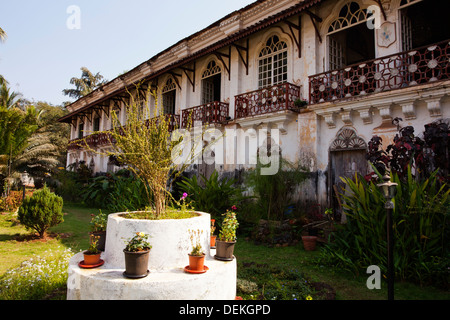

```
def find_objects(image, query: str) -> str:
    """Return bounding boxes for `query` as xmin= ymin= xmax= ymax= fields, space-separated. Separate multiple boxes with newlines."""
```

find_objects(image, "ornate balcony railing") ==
xmin=309 ymin=39 xmax=450 ymax=104
xmin=67 ymin=114 xmax=179 ymax=151
xmin=234 ymin=82 xmax=302 ymax=119
xmin=181 ymin=101 xmax=229 ymax=127
xmin=67 ymin=131 xmax=112 ymax=151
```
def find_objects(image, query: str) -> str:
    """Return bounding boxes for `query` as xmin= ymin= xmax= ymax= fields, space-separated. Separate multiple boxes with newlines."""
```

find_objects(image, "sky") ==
xmin=0 ymin=0 xmax=256 ymax=106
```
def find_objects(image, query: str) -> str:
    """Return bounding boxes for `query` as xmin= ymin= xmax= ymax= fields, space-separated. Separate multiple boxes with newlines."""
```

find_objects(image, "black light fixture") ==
xmin=377 ymin=174 xmax=398 ymax=300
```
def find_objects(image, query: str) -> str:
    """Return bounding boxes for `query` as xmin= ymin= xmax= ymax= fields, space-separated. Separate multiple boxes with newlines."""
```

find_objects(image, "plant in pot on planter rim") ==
xmin=90 ymin=210 xmax=108 ymax=251
xmin=81 ymin=234 xmax=103 ymax=267
xmin=214 ymin=208 xmax=239 ymax=261
xmin=123 ymin=232 xmax=152 ymax=278
xmin=186 ymin=229 xmax=207 ymax=273
xmin=210 ymin=219 xmax=216 ymax=248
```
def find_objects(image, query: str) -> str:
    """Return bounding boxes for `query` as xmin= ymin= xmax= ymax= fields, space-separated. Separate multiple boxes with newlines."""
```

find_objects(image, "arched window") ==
xmin=162 ymin=77 xmax=176 ymax=114
xmin=201 ymin=60 xmax=222 ymax=104
xmin=327 ymin=2 xmax=374 ymax=70
xmin=258 ymin=35 xmax=288 ymax=89
xmin=328 ymin=2 xmax=369 ymax=34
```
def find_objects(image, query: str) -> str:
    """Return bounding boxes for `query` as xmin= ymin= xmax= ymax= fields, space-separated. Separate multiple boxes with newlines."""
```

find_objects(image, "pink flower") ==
xmin=181 ymin=192 xmax=188 ymax=200
xmin=231 ymin=205 xmax=237 ymax=211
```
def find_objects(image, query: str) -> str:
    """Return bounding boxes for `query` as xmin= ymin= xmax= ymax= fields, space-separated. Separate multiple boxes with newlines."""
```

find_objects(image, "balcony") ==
xmin=309 ymin=40 xmax=450 ymax=104
xmin=68 ymin=114 xmax=180 ymax=151
xmin=181 ymin=101 xmax=229 ymax=128
xmin=68 ymin=131 xmax=112 ymax=151
xmin=234 ymin=82 xmax=302 ymax=119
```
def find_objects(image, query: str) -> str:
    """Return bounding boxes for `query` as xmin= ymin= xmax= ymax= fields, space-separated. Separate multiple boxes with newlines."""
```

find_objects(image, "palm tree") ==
xmin=0 ymin=82 xmax=22 ymax=109
xmin=0 ymin=27 xmax=6 ymax=42
xmin=62 ymin=67 xmax=107 ymax=99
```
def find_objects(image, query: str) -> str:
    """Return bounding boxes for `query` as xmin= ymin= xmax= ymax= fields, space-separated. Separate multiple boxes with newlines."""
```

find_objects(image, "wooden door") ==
xmin=330 ymin=149 xmax=368 ymax=220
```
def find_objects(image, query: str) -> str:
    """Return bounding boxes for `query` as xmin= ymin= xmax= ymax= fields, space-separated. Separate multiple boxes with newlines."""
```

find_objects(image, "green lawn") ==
xmin=1 ymin=203 xmax=448 ymax=300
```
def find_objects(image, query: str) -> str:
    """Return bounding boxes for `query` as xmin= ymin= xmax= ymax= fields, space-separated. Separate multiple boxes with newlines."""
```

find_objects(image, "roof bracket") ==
xmin=180 ymin=61 xmax=196 ymax=92
xmin=214 ymin=46 xmax=231 ymax=80
xmin=284 ymin=16 xmax=302 ymax=58
xmin=305 ymin=10 xmax=322 ymax=43
xmin=232 ymin=38 xmax=249 ymax=75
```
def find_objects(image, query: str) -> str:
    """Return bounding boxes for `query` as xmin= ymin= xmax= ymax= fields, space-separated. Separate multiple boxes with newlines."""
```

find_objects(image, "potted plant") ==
xmin=123 ymin=232 xmax=152 ymax=278
xmin=90 ymin=210 xmax=108 ymax=251
xmin=214 ymin=209 xmax=239 ymax=261
xmin=186 ymin=229 xmax=206 ymax=273
xmin=210 ymin=219 xmax=217 ymax=248
xmin=81 ymin=234 xmax=102 ymax=267
xmin=294 ymin=98 xmax=308 ymax=109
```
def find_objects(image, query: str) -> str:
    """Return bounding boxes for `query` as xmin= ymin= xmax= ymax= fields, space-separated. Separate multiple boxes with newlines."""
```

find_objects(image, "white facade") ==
xmin=59 ymin=0 xmax=450 ymax=209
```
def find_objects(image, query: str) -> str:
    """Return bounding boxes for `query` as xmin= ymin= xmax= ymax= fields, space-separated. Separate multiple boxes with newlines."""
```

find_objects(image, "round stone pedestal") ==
xmin=66 ymin=211 xmax=237 ymax=300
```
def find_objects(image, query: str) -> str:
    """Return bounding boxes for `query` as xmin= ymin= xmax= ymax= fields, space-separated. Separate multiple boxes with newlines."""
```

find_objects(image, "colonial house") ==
xmin=58 ymin=0 xmax=450 ymax=213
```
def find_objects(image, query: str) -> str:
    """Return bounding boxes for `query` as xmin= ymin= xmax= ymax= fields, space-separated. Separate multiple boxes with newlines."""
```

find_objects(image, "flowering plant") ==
xmin=210 ymin=219 xmax=216 ymax=235
xmin=124 ymin=232 xmax=152 ymax=252
xmin=86 ymin=234 xmax=100 ymax=254
xmin=189 ymin=229 xmax=204 ymax=256
xmin=90 ymin=210 xmax=108 ymax=232
xmin=218 ymin=209 xmax=239 ymax=242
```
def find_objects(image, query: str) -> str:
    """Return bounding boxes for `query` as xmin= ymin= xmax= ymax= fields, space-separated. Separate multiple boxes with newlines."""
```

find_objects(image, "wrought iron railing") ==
xmin=309 ymin=39 xmax=450 ymax=104
xmin=234 ymin=82 xmax=301 ymax=119
xmin=181 ymin=101 xmax=229 ymax=127
xmin=67 ymin=114 xmax=180 ymax=150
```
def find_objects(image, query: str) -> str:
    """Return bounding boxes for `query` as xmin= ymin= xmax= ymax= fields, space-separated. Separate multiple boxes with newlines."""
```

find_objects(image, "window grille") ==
xmin=328 ymin=2 xmax=369 ymax=34
xmin=258 ymin=35 xmax=288 ymax=89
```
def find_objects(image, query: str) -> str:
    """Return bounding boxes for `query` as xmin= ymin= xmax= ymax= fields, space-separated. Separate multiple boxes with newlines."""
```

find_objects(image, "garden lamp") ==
xmin=377 ymin=174 xmax=398 ymax=301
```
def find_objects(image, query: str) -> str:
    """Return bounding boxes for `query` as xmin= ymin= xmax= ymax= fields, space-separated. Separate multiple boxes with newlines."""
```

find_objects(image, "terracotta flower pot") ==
xmin=210 ymin=235 xmax=217 ymax=248
xmin=214 ymin=240 xmax=236 ymax=261
xmin=302 ymin=236 xmax=318 ymax=251
xmin=123 ymin=249 xmax=150 ymax=278
xmin=188 ymin=254 xmax=205 ymax=272
xmin=83 ymin=251 xmax=101 ymax=265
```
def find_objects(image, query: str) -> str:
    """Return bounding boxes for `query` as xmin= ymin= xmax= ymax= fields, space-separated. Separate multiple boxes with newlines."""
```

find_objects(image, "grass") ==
xmin=1 ymin=203 xmax=449 ymax=300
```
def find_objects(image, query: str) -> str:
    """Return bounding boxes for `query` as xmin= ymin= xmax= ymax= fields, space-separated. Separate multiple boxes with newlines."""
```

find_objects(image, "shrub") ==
xmin=176 ymin=171 xmax=246 ymax=220
xmin=17 ymin=185 xmax=64 ymax=238
xmin=321 ymin=168 xmax=449 ymax=288
xmin=245 ymin=157 xmax=308 ymax=221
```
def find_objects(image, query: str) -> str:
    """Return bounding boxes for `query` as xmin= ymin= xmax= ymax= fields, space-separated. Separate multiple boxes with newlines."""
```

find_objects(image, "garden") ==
xmin=0 ymin=90 xmax=449 ymax=300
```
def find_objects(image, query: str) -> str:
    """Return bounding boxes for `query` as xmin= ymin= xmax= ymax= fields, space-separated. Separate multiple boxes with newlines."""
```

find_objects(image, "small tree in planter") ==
xmin=78 ymin=85 xmax=207 ymax=218
xmin=215 ymin=209 xmax=239 ymax=261
xmin=17 ymin=185 xmax=63 ymax=239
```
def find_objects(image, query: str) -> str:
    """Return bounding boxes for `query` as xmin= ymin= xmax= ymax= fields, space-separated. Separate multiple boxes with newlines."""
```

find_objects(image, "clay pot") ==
xmin=83 ymin=251 xmax=101 ymax=265
xmin=188 ymin=254 xmax=205 ymax=272
xmin=123 ymin=249 xmax=150 ymax=278
xmin=302 ymin=236 xmax=318 ymax=251
xmin=214 ymin=240 xmax=236 ymax=261
xmin=210 ymin=235 xmax=217 ymax=248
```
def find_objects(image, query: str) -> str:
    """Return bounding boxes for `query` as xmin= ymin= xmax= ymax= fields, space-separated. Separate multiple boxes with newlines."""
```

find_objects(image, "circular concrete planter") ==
xmin=67 ymin=211 xmax=237 ymax=300
xmin=103 ymin=211 xmax=210 ymax=272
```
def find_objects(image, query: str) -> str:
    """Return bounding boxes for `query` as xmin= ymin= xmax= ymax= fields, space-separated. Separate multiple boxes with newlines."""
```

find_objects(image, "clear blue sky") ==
xmin=0 ymin=0 xmax=255 ymax=106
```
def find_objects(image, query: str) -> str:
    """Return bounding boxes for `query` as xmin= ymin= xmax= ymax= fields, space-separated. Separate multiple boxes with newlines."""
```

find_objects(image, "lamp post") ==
xmin=377 ymin=174 xmax=397 ymax=301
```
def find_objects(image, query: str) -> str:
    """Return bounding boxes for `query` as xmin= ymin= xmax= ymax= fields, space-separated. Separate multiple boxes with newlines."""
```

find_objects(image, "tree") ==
xmin=15 ymin=102 xmax=70 ymax=178
xmin=77 ymin=85 xmax=203 ymax=217
xmin=62 ymin=67 xmax=107 ymax=99
xmin=0 ymin=27 xmax=6 ymax=42
xmin=1 ymin=82 xmax=22 ymax=109
xmin=0 ymin=104 xmax=39 ymax=180
xmin=18 ymin=185 xmax=64 ymax=238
